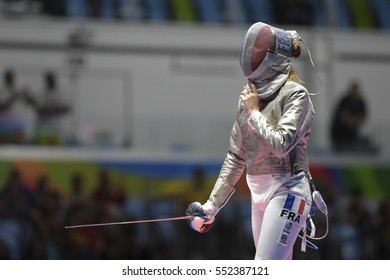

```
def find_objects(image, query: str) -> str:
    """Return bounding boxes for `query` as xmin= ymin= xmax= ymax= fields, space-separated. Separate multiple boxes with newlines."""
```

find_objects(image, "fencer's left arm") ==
xmin=248 ymin=88 xmax=314 ymax=157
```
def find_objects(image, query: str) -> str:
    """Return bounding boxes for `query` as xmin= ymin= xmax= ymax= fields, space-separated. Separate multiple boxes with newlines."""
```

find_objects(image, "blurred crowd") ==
xmin=0 ymin=166 xmax=389 ymax=260
xmin=0 ymin=0 xmax=389 ymax=30
xmin=0 ymin=166 xmax=245 ymax=260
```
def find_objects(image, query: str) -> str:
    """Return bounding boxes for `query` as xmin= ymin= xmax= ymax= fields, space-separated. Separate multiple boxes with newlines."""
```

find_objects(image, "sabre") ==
xmin=65 ymin=215 xmax=193 ymax=229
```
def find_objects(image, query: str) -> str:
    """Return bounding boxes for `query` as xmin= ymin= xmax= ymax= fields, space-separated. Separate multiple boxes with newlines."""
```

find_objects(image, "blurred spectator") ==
xmin=371 ymin=199 xmax=390 ymax=259
xmin=29 ymin=175 xmax=67 ymax=259
xmin=272 ymin=0 xmax=315 ymax=25
xmin=88 ymin=0 xmax=104 ymax=18
xmin=334 ymin=186 xmax=373 ymax=259
xmin=66 ymin=172 xmax=93 ymax=211
xmin=39 ymin=0 xmax=67 ymax=16
xmin=64 ymin=0 xmax=134 ymax=19
xmin=245 ymin=0 xmax=274 ymax=24
xmin=0 ymin=68 xmax=27 ymax=144
xmin=100 ymin=0 xmax=135 ymax=20
xmin=193 ymin=0 xmax=224 ymax=25
xmin=0 ymin=168 xmax=35 ymax=218
xmin=92 ymin=168 xmax=126 ymax=217
xmin=24 ymin=70 xmax=71 ymax=146
xmin=181 ymin=166 xmax=210 ymax=208
xmin=347 ymin=0 xmax=376 ymax=29
xmin=170 ymin=0 xmax=196 ymax=23
xmin=0 ymin=168 xmax=35 ymax=259
xmin=330 ymin=81 xmax=377 ymax=154
xmin=64 ymin=172 xmax=106 ymax=259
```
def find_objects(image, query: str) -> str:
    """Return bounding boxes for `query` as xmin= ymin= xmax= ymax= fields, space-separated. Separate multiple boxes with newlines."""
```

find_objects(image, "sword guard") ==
xmin=188 ymin=216 xmax=215 ymax=233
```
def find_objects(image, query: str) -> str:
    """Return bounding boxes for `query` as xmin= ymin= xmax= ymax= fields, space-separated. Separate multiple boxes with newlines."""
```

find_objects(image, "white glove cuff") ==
xmin=202 ymin=201 xmax=218 ymax=220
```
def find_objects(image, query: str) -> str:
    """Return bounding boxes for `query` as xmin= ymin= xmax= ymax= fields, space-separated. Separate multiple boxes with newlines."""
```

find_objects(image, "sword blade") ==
xmin=65 ymin=215 xmax=192 ymax=229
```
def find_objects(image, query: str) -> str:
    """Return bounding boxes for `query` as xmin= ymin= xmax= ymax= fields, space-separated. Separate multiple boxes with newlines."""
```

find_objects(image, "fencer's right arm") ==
xmin=202 ymin=154 xmax=245 ymax=219
xmin=202 ymin=117 xmax=246 ymax=219
xmin=187 ymin=152 xmax=245 ymax=220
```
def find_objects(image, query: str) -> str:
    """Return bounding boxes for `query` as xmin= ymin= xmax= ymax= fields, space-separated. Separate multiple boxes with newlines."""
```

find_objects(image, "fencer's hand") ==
xmin=240 ymin=83 xmax=260 ymax=113
xmin=186 ymin=202 xmax=205 ymax=217
xmin=186 ymin=202 xmax=216 ymax=233
xmin=186 ymin=201 xmax=218 ymax=220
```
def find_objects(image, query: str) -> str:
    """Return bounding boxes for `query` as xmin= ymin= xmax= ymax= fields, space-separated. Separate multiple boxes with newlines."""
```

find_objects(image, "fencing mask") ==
xmin=239 ymin=22 xmax=301 ymax=99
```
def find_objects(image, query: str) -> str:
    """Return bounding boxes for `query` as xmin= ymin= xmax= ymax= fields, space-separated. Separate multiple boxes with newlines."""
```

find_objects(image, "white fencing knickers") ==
xmin=247 ymin=171 xmax=312 ymax=260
